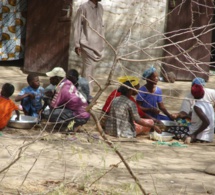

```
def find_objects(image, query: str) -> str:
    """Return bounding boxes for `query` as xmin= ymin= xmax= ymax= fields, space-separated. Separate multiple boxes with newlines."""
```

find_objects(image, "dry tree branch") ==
xmin=86 ymin=56 xmax=119 ymax=111
xmin=119 ymin=43 xmax=197 ymax=62
xmin=0 ymin=130 xmax=47 ymax=175
xmin=89 ymin=160 xmax=122 ymax=188
xmin=89 ymin=75 xmax=102 ymax=90
xmin=80 ymin=14 xmax=148 ymax=194
xmin=20 ymin=149 xmax=44 ymax=187
xmin=89 ymin=111 xmax=147 ymax=195
xmin=0 ymin=147 xmax=23 ymax=174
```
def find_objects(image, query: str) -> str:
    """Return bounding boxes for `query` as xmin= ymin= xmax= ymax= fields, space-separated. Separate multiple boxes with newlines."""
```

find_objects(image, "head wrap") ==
xmin=142 ymin=66 xmax=156 ymax=79
xmin=191 ymin=84 xmax=205 ymax=99
xmin=192 ymin=77 xmax=205 ymax=86
xmin=117 ymin=76 xmax=139 ymax=87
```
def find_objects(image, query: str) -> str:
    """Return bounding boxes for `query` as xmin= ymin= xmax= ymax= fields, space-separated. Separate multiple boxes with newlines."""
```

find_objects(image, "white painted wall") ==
xmin=69 ymin=0 xmax=168 ymax=84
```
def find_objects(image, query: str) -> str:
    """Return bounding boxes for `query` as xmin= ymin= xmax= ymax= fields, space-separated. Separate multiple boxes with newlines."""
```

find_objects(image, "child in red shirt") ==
xmin=0 ymin=83 xmax=20 ymax=130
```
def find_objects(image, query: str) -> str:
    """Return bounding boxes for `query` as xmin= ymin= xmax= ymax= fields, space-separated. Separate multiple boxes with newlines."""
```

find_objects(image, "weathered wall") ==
xmin=69 ymin=0 xmax=168 ymax=83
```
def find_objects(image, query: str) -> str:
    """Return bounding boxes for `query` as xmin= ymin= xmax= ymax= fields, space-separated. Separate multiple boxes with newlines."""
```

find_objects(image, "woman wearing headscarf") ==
xmin=105 ymin=81 xmax=161 ymax=138
xmin=136 ymin=67 xmax=174 ymax=121
xmin=102 ymin=76 xmax=144 ymax=117
xmin=186 ymin=84 xmax=214 ymax=143
xmin=174 ymin=77 xmax=215 ymax=119
xmin=101 ymin=76 xmax=160 ymax=135
xmin=169 ymin=84 xmax=214 ymax=143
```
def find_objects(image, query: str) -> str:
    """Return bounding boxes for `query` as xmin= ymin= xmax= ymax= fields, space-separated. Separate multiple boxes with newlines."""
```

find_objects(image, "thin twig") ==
xmin=90 ymin=111 xmax=147 ymax=195
xmin=20 ymin=149 xmax=43 ymax=186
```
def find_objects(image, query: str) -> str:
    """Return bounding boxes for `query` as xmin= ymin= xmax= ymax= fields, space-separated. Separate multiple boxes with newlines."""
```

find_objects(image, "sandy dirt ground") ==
xmin=0 ymin=121 xmax=215 ymax=195
xmin=0 ymin=66 xmax=215 ymax=194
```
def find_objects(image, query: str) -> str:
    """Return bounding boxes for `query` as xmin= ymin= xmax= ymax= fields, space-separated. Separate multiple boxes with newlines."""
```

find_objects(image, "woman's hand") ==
xmin=155 ymin=119 xmax=163 ymax=125
xmin=150 ymin=108 xmax=160 ymax=115
xmin=154 ymin=125 xmax=162 ymax=134
xmin=169 ymin=114 xmax=176 ymax=121
xmin=171 ymin=113 xmax=179 ymax=119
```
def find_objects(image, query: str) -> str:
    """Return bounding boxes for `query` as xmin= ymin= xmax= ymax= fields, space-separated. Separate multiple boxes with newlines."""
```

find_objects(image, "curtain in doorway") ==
xmin=0 ymin=0 xmax=27 ymax=61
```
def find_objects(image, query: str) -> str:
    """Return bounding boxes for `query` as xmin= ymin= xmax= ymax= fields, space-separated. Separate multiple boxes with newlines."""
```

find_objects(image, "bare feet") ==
xmin=184 ymin=136 xmax=191 ymax=144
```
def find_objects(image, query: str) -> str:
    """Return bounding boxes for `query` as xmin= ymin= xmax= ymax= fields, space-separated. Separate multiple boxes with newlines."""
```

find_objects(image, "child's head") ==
xmin=1 ymin=83 xmax=15 ymax=98
xmin=67 ymin=69 xmax=79 ymax=86
xmin=27 ymin=73 xmax=40 ymax=89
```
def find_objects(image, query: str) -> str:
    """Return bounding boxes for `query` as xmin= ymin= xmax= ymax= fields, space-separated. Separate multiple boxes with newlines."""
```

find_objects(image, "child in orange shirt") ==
xmin=0 ymin=83 xmax=20 ymax=130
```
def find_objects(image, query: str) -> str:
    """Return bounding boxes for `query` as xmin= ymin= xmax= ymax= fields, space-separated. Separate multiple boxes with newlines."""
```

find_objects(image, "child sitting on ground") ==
xmin=0 ymin=83 xmax=20 ymax=130
xmin=15 ymin=73 xmax=44 ymax=117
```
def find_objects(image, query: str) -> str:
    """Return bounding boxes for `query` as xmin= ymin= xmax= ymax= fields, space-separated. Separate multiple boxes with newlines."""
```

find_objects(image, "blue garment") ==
xmin=78 ymin=76 xmax=90 ymax=101
xmin=142 ymin=66 xmax=156 ymax=79
xmin=192 ymin=77 xmax=205 ymax=86
xmin=19 ymin=86 xmax=44 ymax=117
xmin=136 ymin=86 xmax=170 ymax=120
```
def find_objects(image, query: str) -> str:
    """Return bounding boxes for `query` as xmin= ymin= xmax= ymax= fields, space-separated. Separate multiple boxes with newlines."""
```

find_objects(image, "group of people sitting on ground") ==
xmin=0 ymin=67 xmax=90 ymax=132
xmin=101 ymin=67 xmax=215 ymax=144
xmin=0 ymin=66 xmax=214 ymax=144
xmin=172 ymin=77 xmax=215 ymax=143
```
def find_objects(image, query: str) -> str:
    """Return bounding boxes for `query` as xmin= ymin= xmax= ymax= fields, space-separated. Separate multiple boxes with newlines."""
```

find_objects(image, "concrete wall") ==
xmin=69 ymin=0 xmax=168 ymax=84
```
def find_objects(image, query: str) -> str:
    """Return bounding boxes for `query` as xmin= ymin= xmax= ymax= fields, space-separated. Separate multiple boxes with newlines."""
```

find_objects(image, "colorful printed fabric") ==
xmin=0 ymin=96 xmax=19 ymax=129
xmin=176 ymin=118 xmax=191 ymax=127
xmin=167 ymin=126 xmax=189 ymax=140
xmin=0 ymin=0 xmax=27 ymax=60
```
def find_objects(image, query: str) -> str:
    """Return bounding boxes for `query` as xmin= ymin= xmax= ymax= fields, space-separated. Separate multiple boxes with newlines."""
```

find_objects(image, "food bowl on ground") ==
xmin=150 ymin=132 xmax=174 ymax=142
xmin=7 ymin=115 xmax=38 ymax=129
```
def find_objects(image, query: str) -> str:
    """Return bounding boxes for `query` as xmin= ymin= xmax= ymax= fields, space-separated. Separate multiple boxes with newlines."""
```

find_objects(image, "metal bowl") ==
xmin=150 ymin=132 xmax=174 ymax=142
xmin=155 ymin=120 xmax=178 ymax=131
xmin=160 ymin=120 xmax=178 ymax=126
xmin=7 ymin=115 xmax=38 ymax=129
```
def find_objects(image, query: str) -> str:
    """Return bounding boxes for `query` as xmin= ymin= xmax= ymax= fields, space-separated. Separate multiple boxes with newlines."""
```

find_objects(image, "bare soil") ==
xmin=0 ymin=122 xmax=215 ymax=195
xmin=1 ymin=66 xmax=215 ymax=194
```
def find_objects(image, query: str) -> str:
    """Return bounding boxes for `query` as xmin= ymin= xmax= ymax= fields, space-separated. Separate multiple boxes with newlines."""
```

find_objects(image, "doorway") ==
xmin=24 ymin=0 xmax=73 ymax=73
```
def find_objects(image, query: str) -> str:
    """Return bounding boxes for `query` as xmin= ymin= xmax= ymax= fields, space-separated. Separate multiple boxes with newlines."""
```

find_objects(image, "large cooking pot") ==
xmin=7 ymin=115 xmax=38 ymax=129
